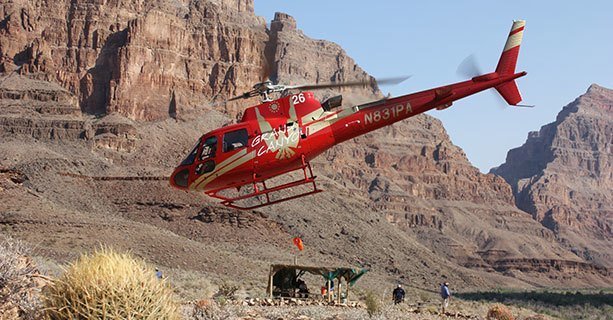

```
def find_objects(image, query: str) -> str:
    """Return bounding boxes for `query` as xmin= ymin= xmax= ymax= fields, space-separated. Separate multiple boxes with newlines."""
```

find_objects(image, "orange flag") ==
xmin=293 ymin=237 xmax=304 ymax=251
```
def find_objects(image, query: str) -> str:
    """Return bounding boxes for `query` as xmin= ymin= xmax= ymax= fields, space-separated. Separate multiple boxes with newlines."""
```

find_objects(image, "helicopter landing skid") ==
xmin=206 ymin=160 xmax=322 ymax=210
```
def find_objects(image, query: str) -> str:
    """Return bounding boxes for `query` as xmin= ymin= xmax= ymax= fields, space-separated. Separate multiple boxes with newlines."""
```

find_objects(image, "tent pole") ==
xmin=337 ymin=278 xmax=342 ymax=304
xmin=269 ymin=267 xmax=273 ymax=298
xmin=327 ymin=279 xmax=331 ymax=303
xmin=346 ymin=284 xmax=350 ymax=304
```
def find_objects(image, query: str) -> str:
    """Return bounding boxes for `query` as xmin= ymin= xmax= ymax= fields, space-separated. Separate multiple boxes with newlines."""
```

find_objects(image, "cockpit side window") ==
xmin=200 ymin=136 xmax=217 ymax=160
xmin=223 ymin=128 xmax=248 ymax=152
xmin=180 ymin=142 xmax=199 ymax=166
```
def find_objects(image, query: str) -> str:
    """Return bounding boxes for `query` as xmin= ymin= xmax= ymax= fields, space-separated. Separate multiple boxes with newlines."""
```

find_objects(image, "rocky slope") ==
xmin=492 ymin=84 xmax=612 ymax=268
xmin=0 ymin=0 xmax=610 ymax=295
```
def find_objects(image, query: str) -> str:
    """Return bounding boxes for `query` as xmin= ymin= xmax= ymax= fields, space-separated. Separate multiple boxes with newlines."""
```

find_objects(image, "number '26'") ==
xmin=292 ymin=93 xmax=306 ymax=105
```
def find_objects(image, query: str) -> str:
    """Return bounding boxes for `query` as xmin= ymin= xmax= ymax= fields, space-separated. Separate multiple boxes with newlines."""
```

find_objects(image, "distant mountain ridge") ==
xmin=491 ymin=84 xmax=612 ymax=268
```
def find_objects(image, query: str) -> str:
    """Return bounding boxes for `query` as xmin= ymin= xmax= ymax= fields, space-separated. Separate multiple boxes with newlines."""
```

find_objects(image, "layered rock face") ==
xmin=311 ymin=115 xmax=589 ymax=280
xmin=266 ymin=12 xmax=378 ymax=100
xmin=0 ymin=74 xmax=138 ymax=151
xmin=1 ymin=0 xmax=266 ymax=120
xmin=0 ymin=1 xmax=376 ymax=121
xmin=492 ymin=84 xmax=612 ymax=268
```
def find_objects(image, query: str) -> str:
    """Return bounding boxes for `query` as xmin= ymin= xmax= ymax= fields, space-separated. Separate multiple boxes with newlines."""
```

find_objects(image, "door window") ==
xmin=200 ymin=136 xmax=217 ymax=160
xmin=196 ymin=160 xmax=215 ymax=175
xmin=223 ymin=128 xmax=249 ymax=152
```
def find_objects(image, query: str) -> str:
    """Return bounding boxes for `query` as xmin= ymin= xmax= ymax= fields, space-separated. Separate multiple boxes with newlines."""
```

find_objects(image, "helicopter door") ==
xmin=221 ymin=126 xmax=255 ymax=183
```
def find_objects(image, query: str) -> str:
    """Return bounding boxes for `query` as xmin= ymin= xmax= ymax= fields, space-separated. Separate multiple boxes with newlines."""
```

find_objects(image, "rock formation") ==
xmin=310 ymin=115 xmax=590 ymax=280
xmin=266 ymin=12 xmax=378 ymax=101
xmin=0 ymin=0 xmax=376 ymax=121
xmin=1 ymin=0 xmax=270 ymax=119
xmin=492 ymin=84 xmax=612 ymax=268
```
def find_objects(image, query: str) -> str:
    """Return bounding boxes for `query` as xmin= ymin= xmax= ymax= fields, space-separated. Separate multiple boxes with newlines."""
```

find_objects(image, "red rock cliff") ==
xmin=0 ymin=1 xmax=377 ymax=120
xmin=492 ymin=84 xmax=612 ymax=268
xmin=1 ymin=0 xmax=270 ymax=120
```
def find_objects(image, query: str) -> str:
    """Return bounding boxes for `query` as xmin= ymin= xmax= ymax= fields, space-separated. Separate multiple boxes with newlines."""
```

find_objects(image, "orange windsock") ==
xmin=293 ymin=237 xmax=304 ymax=251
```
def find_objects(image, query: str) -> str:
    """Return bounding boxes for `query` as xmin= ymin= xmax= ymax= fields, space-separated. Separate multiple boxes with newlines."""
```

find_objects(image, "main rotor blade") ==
xmin=208 ymin=90 xmax=254 ymax=107
xmin=376 ymin=76 xmax=412 ymax=86
xmin=286 ymin=76 xmax=411 ymax=91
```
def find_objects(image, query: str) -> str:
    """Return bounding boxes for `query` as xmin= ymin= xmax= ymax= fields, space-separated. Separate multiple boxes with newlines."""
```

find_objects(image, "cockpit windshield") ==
xmin=180 ymin=142 xmax=200 ymax=166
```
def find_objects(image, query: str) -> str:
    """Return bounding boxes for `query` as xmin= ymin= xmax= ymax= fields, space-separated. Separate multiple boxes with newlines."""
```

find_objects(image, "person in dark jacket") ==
xmin=440 ymin=282 xmax=451 ymax=314
xmin=392 ymin=284 xmax=405 ymax=304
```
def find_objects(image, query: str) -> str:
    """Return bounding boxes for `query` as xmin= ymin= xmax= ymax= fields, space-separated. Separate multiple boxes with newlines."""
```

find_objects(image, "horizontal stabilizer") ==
xmin=495 ymin=80 xmax=522 ymax=105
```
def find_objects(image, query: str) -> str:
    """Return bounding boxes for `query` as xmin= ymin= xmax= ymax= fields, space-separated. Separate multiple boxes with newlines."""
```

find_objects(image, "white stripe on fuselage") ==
xmin=191 ymin=148 xmax=252 ymax=190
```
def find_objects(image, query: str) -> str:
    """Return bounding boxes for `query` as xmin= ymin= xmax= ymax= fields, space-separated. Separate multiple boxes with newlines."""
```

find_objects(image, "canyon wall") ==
xmin=492 ymin=84 xmax=612 ymax=268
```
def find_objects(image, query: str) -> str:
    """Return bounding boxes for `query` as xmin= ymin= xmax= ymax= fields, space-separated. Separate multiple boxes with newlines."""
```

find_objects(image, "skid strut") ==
xmin=206 ymin=157 xmax=322 ymax=210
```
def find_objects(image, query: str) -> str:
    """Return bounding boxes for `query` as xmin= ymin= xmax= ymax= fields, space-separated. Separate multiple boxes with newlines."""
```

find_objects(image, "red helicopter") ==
xmin=170 ymin=20 xmax=528 ymax=209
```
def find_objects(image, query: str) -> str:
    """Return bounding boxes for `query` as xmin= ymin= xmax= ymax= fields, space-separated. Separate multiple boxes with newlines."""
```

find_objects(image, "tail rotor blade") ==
xmin=456 ymin=54 xmax=506 ymax=109
xmin=457 ymin=54 xmax=483 ymax=78
xmin=489 ymin=89 xmax=509 ymax=110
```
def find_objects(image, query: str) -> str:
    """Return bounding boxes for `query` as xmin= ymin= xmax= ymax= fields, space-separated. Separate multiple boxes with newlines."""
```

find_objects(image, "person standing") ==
xmin=392 ymin=284 xmax=405 ymax=304
xmin=155 ymin=267 xmax=163 ymax=279
xmin=440 ymin=282 xmax=451 ymax=314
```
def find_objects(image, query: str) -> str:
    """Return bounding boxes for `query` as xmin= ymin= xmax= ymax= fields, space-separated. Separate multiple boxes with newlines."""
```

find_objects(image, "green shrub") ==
xmin=167 ymin=269 xmax=215 ymax=300
xmin=487 ymin=303 xmax=515 ymax=320
xmin=43 ymin=248 xmax=179 ymax=319
xmin=364 ymin=290 xmax=382 ymax=318
xmin=215 ymin=281 xmax=239 ymax=300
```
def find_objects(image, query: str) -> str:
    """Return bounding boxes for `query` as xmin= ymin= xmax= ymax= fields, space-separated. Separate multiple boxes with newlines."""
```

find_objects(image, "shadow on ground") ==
xmin=457 ymin=290 xmax=612 ymax=307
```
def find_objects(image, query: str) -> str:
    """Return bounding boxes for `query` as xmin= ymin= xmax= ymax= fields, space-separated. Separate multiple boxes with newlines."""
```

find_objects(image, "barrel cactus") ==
xmin=43 ymin=248 xmax=179 ymax=319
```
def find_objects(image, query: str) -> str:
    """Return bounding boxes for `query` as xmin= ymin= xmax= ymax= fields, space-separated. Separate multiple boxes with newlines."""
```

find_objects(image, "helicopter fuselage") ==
xmin=170 ymin=71 xmax=525 ymax=195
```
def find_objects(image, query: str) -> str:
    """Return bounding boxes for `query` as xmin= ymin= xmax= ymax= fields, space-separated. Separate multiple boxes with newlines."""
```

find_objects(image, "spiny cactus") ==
xmin=43 ymin=248 xmax=179 ymax=320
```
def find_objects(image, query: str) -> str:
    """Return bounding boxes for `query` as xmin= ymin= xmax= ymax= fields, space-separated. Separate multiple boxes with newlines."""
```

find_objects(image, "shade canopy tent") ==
xmin=267 ymin=264 xmax=368 ymax=302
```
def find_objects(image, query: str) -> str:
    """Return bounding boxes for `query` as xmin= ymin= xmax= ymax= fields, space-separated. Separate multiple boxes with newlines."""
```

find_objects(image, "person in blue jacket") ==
xmin=440 ymin=282 xmax=451 ymax=314
xmin=392 ymin=284 xmax=405 ymax=304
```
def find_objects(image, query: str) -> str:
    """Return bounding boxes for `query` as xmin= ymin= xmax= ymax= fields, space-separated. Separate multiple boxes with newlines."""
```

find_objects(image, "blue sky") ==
xmin=254 ymin=1 xmax=613 ymax=172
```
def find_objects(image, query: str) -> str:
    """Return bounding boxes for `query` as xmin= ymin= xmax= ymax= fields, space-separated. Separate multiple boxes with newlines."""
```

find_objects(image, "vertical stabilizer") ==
xmin=496 ymin=20 xmax=525 ymax=75
xmin=495 ymin=20 xmax=525 ymax=105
